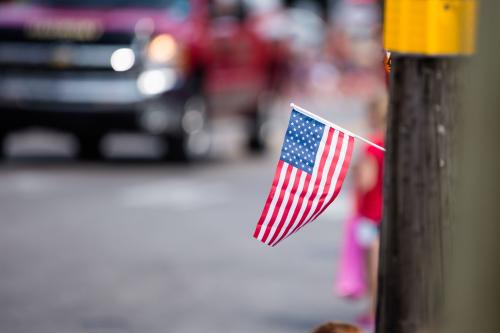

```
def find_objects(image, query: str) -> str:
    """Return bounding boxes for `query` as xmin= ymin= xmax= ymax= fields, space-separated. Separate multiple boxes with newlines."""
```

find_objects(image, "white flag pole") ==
xmin=290 ymin=103 xmax=386 ymax=152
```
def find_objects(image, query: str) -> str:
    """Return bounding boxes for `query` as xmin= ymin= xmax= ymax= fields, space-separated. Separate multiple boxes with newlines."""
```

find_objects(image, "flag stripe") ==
xmin=300 ymin=130 xmax=341 ymax=226
xmin=257 ymin=163 xmax=292 ymax=241
xmin=306 ymin=131 xmax=345 ymax=222
xmin=255 ymin=161 xmax=288 ymax=240
xmin=261 ymin=166 xmax=298 ymax=243
xmin=253 ymin=160 xmax=285 ymax=238
xmin=313 ymin=136 xmax=355 ymax=220
xmin=267 ymin=171 xmax=308 ymax=246
xmin=265 ymin=168 xmax=305 ymax=245
xmin=303 ymin=131 xmax=347 ymax=226
xmin=270 ymin=172 xmax=312 ymax=246
xmin=307 ymin=134 xmax=351 ymax=223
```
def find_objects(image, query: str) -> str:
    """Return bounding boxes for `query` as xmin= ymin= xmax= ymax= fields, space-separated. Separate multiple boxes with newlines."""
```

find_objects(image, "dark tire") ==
xmin=76 ymin=134 xmax=103 ymax=161
xmin=163 ymin=128 xmax=212 ymax=162
xmin=163 ymin=96 xmax=211 ymax=162
xmin=164 ymin=134 xmax=189 ymax=162
xmin=248 ymin=132 xmax=266 ymax=152
xmin=246 ymin=108 xmax=268 ymax=153
xmin=0 ymin=132 xmax=6 ymax=161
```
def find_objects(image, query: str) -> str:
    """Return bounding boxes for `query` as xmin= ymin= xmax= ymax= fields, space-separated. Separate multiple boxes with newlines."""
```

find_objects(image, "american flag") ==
xmin=253 ymin=107 xmax=355 ymax=246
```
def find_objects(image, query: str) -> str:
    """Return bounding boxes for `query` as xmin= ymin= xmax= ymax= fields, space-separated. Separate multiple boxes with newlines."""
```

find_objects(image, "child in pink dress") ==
xmin=336 ymin=92 xmax=387 ymax=330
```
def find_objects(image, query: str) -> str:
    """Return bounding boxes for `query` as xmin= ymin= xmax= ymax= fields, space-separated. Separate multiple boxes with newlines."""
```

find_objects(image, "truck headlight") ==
xmin=147 ymin=34 xmax=178 ymax=64
xmin=110 ymin=48 xmax=135 ymax=72
xmin=137 ymin=68 xmax=177 ymax=95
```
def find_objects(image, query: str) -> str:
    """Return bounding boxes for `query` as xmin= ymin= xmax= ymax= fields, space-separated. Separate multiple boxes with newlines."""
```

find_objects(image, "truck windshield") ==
xmin=30 ymin=0 xmax=189 ymax=10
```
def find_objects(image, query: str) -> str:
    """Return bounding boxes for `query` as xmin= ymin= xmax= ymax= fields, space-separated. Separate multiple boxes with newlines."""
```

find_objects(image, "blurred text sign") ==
xmin=384 ymin=0 xmax=477 ymax=56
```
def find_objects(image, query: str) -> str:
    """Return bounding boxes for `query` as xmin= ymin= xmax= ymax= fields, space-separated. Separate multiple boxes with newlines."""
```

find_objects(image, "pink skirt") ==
xmin=334 ymin=215 xmax=367 ymax=299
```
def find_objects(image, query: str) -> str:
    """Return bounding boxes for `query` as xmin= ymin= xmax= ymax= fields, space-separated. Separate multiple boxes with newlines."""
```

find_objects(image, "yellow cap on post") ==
xmin=384 ymin=0 xmax=477 ymax=56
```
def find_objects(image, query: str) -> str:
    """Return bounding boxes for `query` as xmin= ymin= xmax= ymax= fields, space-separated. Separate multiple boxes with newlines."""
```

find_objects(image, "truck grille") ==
xmin=0 ymin=28 xmax=136 ymax=72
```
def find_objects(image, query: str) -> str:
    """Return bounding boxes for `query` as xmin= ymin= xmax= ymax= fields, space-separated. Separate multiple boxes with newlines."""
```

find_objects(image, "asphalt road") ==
xmin=0 ymin=106 xmax=367 ymax=333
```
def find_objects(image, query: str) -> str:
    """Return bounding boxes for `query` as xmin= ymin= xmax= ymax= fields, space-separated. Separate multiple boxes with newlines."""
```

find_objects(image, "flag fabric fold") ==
xmin=253 ymin=107 xmax=355 ymax=246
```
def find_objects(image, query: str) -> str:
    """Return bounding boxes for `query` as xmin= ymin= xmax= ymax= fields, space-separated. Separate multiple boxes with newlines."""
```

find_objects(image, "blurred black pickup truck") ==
xmin=0 ymin=0 xmax=282 ymax=160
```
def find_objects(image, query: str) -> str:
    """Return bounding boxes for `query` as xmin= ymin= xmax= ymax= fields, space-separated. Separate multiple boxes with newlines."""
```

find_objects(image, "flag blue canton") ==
xmin=280 ymin=110 xmax=325 ymax=174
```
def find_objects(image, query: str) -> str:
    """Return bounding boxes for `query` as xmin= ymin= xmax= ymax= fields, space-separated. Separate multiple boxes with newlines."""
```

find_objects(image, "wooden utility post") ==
xmin=376 ymin=2 xmax=476 ymax=333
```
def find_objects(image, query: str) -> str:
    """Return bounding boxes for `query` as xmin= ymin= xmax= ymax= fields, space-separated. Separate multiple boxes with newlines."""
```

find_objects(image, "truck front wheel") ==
xmin=163 ymin=126 xmax=212 ymax=162
xmin=0 ymin=132 xmax=6 ymax=160
xmin=246 ymin=109 xmax=268 ymax=153
xmin=76 ymin=134 xmax=103 ymax=161
xmin=162 ymin=97 xmax=211 ymax=162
